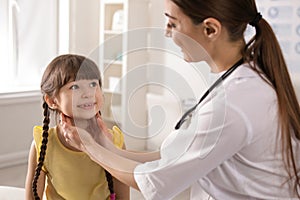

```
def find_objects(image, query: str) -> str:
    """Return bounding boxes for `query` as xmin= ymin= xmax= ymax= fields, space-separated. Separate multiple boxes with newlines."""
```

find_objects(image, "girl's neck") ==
xmin=56 ymin=116 xmax=97 ymax=151
xmin=72 ymin=118 xmax=89 ymax=130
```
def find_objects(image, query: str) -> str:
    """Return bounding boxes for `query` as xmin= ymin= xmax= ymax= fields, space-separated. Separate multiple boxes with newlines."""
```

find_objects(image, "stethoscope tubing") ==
xmin=174 ymin=58 xmax=244 ymax=130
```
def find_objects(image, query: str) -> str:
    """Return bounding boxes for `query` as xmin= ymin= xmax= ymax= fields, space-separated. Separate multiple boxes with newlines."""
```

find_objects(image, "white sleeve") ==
xmin=134 ymin=96 xmax=251 ymax=200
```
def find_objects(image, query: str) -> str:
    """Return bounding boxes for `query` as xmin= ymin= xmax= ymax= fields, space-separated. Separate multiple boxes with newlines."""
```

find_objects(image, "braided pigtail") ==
xmin=105 ymin=170 xmax=116 ymax=200
xmin=32 ymin=102 xmax=50 ymax=200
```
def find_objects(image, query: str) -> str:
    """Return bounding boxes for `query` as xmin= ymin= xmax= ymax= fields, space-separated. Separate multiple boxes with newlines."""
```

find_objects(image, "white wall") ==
xmin=0 ymin=92 xmax=42 ymax=187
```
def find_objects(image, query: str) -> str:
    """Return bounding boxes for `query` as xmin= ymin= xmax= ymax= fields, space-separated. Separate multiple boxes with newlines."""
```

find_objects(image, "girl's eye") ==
xmin=90 ymin=81 xmax=98 ymax=88
xmin=69 ymin=85 xmax=79 ymax=90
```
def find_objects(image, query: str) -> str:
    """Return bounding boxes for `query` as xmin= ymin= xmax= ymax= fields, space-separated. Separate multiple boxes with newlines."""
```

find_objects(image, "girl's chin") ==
xmin=72 ymin=109 xmax=99 ymax=118
xmin=72 ymin=113 xmax=97 ymax=121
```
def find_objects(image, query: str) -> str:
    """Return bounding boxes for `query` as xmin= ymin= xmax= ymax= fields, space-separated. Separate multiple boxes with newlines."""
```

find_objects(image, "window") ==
xmin=0 ymin=0 xmax=69 ymax=94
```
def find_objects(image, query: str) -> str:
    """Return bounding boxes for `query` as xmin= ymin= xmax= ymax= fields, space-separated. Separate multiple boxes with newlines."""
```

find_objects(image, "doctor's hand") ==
xmin=60 ymin=113 xmax=102 ymax=153
xmin=93 ymin=113 xmax=113 ymax=142
xmin=60 ymin=113 xmax=113 ymax=151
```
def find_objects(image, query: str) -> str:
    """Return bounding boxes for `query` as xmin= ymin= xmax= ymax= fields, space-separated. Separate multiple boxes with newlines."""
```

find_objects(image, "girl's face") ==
xmin=54 ymin=79 xmax=103 ymax=120
xmin=164 ymin=0 xmax=208 ymax=62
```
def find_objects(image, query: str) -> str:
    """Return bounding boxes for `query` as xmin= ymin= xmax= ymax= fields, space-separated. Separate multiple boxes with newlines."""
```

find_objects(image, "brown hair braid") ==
xmin=32 ymin=102 xmax=50 ymax=200
xmin=33 ymin=54 xmax=115 ymax=199
xmin=105 ymin=170 xmax=115 ymax=195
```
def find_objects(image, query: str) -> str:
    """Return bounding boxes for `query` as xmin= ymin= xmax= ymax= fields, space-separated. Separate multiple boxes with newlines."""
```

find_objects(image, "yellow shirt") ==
xmin=33 ymin=125 xmax=124 ymax=200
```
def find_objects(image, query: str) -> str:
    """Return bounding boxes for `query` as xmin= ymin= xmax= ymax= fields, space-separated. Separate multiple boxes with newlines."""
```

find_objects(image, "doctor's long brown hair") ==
xmin=32 ymin=54 xmax=115 ymax=199
xmin=171 ymin=0 xmax=300 ymax=197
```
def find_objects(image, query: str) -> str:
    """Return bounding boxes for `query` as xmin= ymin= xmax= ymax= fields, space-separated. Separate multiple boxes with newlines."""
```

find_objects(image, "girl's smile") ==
xmin=77 ymin=102 xmax=97 ymax=110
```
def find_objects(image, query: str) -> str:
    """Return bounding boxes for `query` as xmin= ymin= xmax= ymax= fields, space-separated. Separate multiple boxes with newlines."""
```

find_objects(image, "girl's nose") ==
xmin=81 ymin=88 xmax=94 ymax=98
xmin=82 ymin=93 xmax=92 ymax=98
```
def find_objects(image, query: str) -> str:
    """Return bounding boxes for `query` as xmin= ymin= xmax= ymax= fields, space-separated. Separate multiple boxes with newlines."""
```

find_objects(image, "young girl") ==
xmin=25 ymin=54 xmax=129 ymax=200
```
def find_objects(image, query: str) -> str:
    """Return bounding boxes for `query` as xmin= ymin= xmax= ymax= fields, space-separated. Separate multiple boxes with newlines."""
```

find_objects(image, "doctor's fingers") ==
xmin=60 ymin=113 xmax=72 ymax=125
xmin=61 ymin=123 xmax=80 ymax=143
xmin=96 ymin=114 xmax=112 ymax=140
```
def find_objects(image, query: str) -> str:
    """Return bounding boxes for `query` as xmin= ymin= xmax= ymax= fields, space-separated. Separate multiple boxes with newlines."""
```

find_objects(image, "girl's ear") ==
xmin=44 ymin=94 xmax=58 ymax=110
xmin=202 ymin=17 xmax=221 ymax=40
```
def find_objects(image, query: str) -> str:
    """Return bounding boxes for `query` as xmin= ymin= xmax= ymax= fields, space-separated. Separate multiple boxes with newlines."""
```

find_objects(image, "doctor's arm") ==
xmin=61 ymin=120 xmax=160 ymax=190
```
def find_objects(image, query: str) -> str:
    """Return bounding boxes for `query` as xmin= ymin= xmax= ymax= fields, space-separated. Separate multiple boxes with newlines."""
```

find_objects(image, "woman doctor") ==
xmin=62 ymin=0 xmax=300 ymax=199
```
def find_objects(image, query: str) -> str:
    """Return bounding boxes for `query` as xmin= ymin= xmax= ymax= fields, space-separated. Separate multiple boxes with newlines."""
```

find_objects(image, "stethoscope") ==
xmin=174 ymin=58 xmax=244 ymax=130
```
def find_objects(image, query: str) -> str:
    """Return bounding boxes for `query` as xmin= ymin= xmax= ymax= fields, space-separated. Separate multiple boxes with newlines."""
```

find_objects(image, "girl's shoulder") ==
xmin=33 ymin=125 xmax=56 ymax=143
xmin=108 ymin=126 xmax=125 ymax=149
